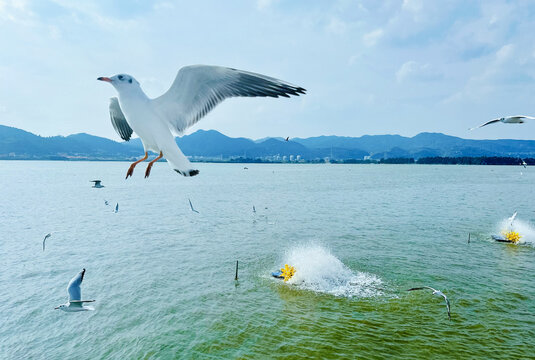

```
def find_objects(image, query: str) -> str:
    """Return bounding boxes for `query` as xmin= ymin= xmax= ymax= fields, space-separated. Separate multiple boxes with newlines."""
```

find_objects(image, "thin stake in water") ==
xmin=468 ymin=233 xmax=471 ymax=243
xmin=235 ymin=260 xmax=239 ymax=281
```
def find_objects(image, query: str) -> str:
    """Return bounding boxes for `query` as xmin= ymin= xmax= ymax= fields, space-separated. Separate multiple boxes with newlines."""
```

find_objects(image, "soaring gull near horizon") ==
xmin=188 ymin=198 xmax=199 ymax=213
xmin=469 ymin=115 xmax=535 ymax=130
xmin=521 ymin=159 xmax=527 ymax=168
xmin=42 ymin=233 xmax=51 ymax=251
xmin=98 ymin=65 xmax=306 ymax=178
xmin=55 ymin=269 xmax=95 ymax=312
xmin=408 ymin=286 xmax=451 ymax=320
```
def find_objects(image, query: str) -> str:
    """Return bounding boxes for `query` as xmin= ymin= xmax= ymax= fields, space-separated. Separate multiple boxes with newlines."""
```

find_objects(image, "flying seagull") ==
xmin=55 ymin=269 xmax=95 ymax=312
xmin=520 ymin=159 xmax=527 ymax=168
xmin=408 ymin=286 xmax=451 ymax=320
xmin=285 ymin=136 xmax=289 ymax=141
xmin=469 ymin=115 xmax=535 ymax=130
xmin=42 ymin=233 xmax=51 ymax=251
xmin=188 ymin=198 xmax=199 ymax=213
xmin=114 ymin=203 xmax=119 ymax=213
xmin=98 ymin=65 xmax=306 ymax=179
xmin=91 ymin=180 xmax=104 ymax=188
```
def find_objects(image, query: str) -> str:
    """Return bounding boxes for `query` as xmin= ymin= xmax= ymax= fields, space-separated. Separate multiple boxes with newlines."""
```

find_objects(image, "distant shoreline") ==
xmin=1 ymin=156 xmax=533 ymax=166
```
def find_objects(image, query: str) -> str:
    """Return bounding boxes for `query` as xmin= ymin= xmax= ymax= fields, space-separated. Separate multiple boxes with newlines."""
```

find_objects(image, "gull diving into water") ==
xmin=188 ymin=198 xmax=199 ymax=213
xmin=98 ymin=65 xmax=306 ymax=179
xmin=408 ymin=286 xmax=451 ymax=320
xmin=55 ymin=269 xmax=95 ymax=312
xmin=469 ymin=115 xmax=535 ymax=130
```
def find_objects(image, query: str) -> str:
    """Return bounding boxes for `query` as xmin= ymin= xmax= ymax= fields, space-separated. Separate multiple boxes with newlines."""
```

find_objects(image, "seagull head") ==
xmin=97 ymin=74 xmax=140 ymax=92
xmin=54 ymin=303 xmax=67 ymax=310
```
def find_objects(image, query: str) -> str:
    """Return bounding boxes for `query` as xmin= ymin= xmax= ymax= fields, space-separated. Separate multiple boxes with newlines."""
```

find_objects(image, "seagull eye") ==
xmin=128 ymin=79 xmax=132 ymax=83
xmin=118 ymin=75 xmax=124 ymax=80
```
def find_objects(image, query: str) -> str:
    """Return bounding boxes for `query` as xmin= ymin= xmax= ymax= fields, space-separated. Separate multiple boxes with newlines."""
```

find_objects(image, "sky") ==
xmin=1 ymin=0 xmax=534 ymax=141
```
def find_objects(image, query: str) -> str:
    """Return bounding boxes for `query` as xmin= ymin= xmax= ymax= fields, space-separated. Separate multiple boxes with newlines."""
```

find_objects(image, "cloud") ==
xmin=396 ymin=61 xmax=441 ymax=82
xmin=362 ymin=28 xmax=383 ymax=46
xmin=325 ymin=17 xmax=348 ymax=35
xmin=257 ymin=0 xmax=279 ymax=10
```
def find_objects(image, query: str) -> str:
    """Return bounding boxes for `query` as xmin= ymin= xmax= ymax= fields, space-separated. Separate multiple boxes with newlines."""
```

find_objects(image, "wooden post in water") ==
xmin=468 ymin=233 xmax=471 ymax=243
xmin=235 ymin=260 xmax=239 ymax=281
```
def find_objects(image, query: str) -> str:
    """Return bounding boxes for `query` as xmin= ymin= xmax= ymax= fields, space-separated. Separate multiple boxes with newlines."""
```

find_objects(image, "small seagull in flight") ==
xmin=188 ymin=198 xmax=199 ymax=213
xmin=114 ymin=203 xmax=119 ymax=213
xmin=285 ymin=136 xmax=289 ymax=141
xmin=408 ymin=286 xmax=451 ymax=320
xmin=42 ymin=233 xmax=51 ymax=251
xmin=98 ymin=65 xmax=305 ymax=179
xmin=520 ymin=159 xmax=527 ymax=168
xmin=91 ymin=180 xmax=104 ymax=188
xmin=55 ymin=269 xmax=95 ymax=312
xmin=469 ymin=115 xmax=535 ymax=130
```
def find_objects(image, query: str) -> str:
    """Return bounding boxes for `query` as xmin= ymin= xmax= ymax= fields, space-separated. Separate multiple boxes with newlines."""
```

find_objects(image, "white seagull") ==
xmin=408 ymin=286 xmax=451 ymax=320
xmin=520 ymin=159 xmax=527 ymax=168
xmin=469 ymin=115 xmax=535 ymax=130
xmin=98 ymin=65 xmax=306 ymax=178
xmin=188 ymin=198 xmax=199 ymax=213
xmin=55 ymin=269 xmax=95 ymax=312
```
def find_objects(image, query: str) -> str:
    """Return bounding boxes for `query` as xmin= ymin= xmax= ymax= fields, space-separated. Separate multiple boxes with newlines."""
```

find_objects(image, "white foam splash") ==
xmin=497 ymin=217 xmax=535 ymax=246
xmin=278 ymin=245 xmax=383 ymax=298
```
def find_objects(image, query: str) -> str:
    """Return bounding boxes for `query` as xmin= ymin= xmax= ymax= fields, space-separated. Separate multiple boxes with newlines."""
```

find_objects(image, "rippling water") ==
xmin=1 ymin=161 xmax=534 ymax=359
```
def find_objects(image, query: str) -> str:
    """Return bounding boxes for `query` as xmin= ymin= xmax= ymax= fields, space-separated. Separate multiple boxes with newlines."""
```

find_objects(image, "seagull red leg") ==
xmin=126 ymin=152 xmax=148 ymax=179
xmin=145 ymin=151 xmax=163 ymax=178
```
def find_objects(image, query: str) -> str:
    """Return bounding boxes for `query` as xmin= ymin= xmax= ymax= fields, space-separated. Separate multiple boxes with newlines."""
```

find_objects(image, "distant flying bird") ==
xmin=520 ymin=159 xmax=527 ymax=168
xmin=469 ymin=115 xmax=535 ymax=130
xmin=55 ymin=269 xmax=95 ymax=312
xmin=285 ymin=136 xmax=289 ymax=141
xmin=104 ymin=200 xmax=109 ymax=206
xmin=91 ymin=180 xmax=104 ymax=188
xmin=408 ymin=286 xmax=451 ymax=320
xmin=98 ymin=65 xmax=306 ymax=179
xmin=42 ymin=233 xmax=51 ymax=251
xmin=188 ymin=198 xmax=199 ymax=213
xmin=114 ymin=203 xmax=119 ymax=213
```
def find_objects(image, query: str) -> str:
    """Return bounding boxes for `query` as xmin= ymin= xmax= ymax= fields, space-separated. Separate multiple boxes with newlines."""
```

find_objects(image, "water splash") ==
xmin=277 ymin=244 xmax=383 ymax=298
xmin=497 ymin=217 xmax=535 ymax=246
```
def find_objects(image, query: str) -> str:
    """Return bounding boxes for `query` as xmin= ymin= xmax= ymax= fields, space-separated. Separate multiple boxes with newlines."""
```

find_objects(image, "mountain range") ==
xmin=1 ymin=124 xmax=534 ymax=161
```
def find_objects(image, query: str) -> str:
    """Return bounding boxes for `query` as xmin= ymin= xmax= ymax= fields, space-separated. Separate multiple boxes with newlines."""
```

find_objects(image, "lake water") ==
xmin=1 ymin=161 xmax=534 ymax=359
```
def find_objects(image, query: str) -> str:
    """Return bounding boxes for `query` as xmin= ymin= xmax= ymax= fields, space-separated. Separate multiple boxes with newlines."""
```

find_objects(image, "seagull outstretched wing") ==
xmin=67 ymin=269 xmax=85 ymax=302
xmin=469 ymin=118 xmax=500 ymax=130
xmin=109 ymin=97 xmax=133 ymax=141
xmin=408 ymin=286 xmax=451 ymax=320
xmin=153 ymin=65 xmax=306 ymax=135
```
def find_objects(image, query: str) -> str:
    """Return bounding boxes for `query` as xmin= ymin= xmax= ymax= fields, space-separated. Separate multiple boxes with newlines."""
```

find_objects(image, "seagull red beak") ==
xmin=97 ymin=77 xmax=112 ymax=82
